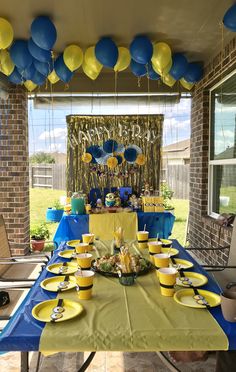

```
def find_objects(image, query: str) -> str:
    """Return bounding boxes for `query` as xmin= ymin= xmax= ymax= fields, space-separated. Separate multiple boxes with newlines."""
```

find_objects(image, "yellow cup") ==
xmin=74 ymin=242 xmax=89 ymax=254
xmin=153 ymin=253 xmax=170 ymax=278
xmin=158 ymin=267 xmax=177 ymax=297
xmin=148 ymin=241 xmax=162 ymax=263
xmin=75 ymin=270 xmax=94 ymax=300
xmin=85 ymin=204 xmax=92 ymax=214
xmin=76 ymin=253 xmax=93 ymax=269
xmin=137 ymin=231 xmax=149 ymax=249
xmin=82 ymin=233 xmax=94 ymax=250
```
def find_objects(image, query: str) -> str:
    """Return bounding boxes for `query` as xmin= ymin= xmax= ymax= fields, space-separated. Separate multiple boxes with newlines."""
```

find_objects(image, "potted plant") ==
xmin=46 ymin=199 xmax=64 ymax=222
xmin=30 ymin=223 xmax=50 ymax=251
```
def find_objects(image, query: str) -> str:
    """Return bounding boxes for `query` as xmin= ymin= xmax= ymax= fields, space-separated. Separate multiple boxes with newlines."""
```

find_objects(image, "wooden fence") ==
xmin=29 ymin=163 xmax=190 ymax=199
xmin=29 ymin=164 xmax=66 ymax=190
xmin=161 ymin=164 xmax=190 ymax=199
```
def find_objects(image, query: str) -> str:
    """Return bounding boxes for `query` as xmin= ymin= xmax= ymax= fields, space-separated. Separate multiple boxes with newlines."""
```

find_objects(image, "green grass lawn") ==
xmin=30 ymin=188 xmax=66 ymax=248
xmin=30 ymin=188 xmax=189 ymax=246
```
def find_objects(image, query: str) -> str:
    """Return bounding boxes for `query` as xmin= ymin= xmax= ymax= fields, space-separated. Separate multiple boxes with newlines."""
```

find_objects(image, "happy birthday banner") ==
xmin=66 ymin=114 xmax=163 ymax=194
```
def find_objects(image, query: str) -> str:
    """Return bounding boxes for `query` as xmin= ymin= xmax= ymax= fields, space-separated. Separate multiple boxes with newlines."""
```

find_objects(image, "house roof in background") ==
xmin=162 ymin=139 xmax=190 ymax=159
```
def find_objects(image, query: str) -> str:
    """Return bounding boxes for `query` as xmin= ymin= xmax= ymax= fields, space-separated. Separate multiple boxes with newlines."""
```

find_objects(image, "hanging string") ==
xmin=49 ymin=80 xmax=56 ymax=151
xmin=219 ymin=21 xmax=226 ymax=151
xmin=114 ymin=70 xmax=118 ymax=130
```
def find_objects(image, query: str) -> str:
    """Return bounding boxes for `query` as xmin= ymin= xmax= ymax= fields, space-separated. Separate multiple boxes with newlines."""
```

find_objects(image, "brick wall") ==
xmin=189 ymin=37 xmax=236 ymax=265
xmin=0 ymin=85 xmax=29 ymax=255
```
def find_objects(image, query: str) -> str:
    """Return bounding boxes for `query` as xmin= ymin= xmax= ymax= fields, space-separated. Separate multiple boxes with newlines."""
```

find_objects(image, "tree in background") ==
xmin=30 ymin=152 xmax=55 ymax=164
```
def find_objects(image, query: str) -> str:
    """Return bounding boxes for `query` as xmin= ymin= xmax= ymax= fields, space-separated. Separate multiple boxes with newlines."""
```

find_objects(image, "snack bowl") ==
xmin=118 ymin=272 xmax=137 ymax=286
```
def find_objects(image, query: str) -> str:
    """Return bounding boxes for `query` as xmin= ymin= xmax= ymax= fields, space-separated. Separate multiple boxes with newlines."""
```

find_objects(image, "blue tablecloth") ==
xmin=1 ymin=240 xmax=236 ymax=351
xmin=53 ymin=212 xmax=175 ymax=247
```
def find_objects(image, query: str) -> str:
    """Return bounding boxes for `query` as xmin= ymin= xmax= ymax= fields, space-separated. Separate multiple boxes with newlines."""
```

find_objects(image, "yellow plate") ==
xmin=46 ymin=262 xmax=78 ymax=275
xmin=161 ymin=247 xmax=179 ymax=257
xmin=176 ymin=272 xmax=208 ymax=287
xmin=170 ymin=258 xmax=194 ymax=270
xmin=58 ymin=250 xmax=76 ymax=259
xmin=32 ymin=299 xmax=83 ymax=323
xmin=40 ymin=275 xmax=77 ymax=292
xmin=174 ymin=289 xmax=221 ymax=309
xmin=160 ymin=239 xmax=172 ymax=247
xmin=66 ymin=239 xmax=81 ymax=247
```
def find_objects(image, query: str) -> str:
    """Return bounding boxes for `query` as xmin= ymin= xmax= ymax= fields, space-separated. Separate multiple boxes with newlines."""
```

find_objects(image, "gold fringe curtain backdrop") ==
xmin=66 ymin=114 xmax=163 ymax=194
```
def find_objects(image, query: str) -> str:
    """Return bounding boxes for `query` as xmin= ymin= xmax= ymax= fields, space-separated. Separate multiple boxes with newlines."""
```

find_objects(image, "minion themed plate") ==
xmin=32 ymin=299 xmax=83 ymax=323
xmin=58 ymin=250 xmax=76 ymax=259
xmin=174 ymin=289 xmax=221 ymax=309
xmin=40 ymin=275 xmax=77 ymax=292
xmin=66 ymin=240 xmax=81 ymax=248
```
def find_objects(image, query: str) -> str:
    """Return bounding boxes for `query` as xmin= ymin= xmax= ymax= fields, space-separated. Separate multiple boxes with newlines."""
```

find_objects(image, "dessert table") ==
xmin=53 ymin=211 xmax=175 ymax=247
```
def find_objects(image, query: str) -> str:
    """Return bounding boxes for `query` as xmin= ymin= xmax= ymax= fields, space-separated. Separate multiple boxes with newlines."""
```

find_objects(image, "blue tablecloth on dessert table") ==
xmin=53 ymin=212 xmax=175 ymax=247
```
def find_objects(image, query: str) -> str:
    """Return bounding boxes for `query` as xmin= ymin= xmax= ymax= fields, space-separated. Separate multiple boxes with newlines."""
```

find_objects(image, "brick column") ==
xmin=0 ymin=85 xmax=29 ymax=255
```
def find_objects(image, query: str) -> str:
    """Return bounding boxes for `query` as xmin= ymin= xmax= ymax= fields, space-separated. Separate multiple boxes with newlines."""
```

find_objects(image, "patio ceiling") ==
xmin=0 ymin=0 xmax=234 ymax=92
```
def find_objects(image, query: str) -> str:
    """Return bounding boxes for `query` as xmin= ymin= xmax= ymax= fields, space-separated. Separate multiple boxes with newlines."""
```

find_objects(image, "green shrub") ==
xmin=160 ymin=182 xmax=174 ymax=209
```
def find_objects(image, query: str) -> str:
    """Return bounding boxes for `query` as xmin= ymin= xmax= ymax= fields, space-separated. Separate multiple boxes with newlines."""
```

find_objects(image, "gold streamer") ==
xmin=66 ymin=115 xmax=164 ymax=194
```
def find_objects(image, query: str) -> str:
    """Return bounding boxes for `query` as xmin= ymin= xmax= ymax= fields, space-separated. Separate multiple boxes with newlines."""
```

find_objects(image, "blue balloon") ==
xmin=28 ymin=38 xmax=51 ymax=63
xmin=184 ymin=63 xmax=203 ymax=83
xmin=32 ymin=70 xmax=45 ymax=86
xmin=130 ymin=35 xmax=153 ymax=64
xmin=54 ymin=54 xmax=73 ymax=83
xmin=31 ymin=16 xmax=57 ymax=50
xmin=18 ymin=63 xmax=36 ymax=80
xmin=147 ymin=63 xmax=160 ymax=80
xmin=34 ymin=59 xmax=53 ymax=76
xmin=8 ymin=67 xmax=23 ymax=84
xmin=10 ymin=40 xmax=33 ymax=69
xmin=223 ymin=4 xmax=236 ymax=32
xmin=95 ymin=37 xmax=118 ymax=68
xmin=169 ymin=53 xmax=188 ymax=80
xmin=130 ymin=59 xmax=147 ymax=77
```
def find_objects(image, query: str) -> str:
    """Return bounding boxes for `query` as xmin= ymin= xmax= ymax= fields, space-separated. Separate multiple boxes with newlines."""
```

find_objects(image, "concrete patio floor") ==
xmin=0 ymin=350 xmax=217 ymax=371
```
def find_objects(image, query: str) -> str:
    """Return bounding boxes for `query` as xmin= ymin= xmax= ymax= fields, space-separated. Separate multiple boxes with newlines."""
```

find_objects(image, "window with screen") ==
xmin=209 ymin=71 xmax=236 ymax=216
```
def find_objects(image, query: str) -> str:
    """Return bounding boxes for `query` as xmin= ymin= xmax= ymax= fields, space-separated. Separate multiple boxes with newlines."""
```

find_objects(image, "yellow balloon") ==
xmin=82 ymin=61 xmax=100 ymax=80
xmin=114 ymin=47 xmax=131 ymax=72
xmin=82 ymin=153 xmax=92 ymax=163
xmin=136 ymin=154 xmax=146 ymax=166
xmin=180 ymin=78 xmax=194 ymax=91
xmin=153 ymin=59 xmax=172 ymax=77
xmin=162 ymin=74 xmax=176 ymax=87
xmin=48 ymin=70 xmax=60 ymax=84
xmin=151 ymin=42 xmax=172 ymax=71
xmin=0 ymin=49 xmax=14 ymax=75
xmin=63 ymin=44 xmax=83 ymax=72
xmin=84 ymin=46 xmax=102 ymax=73
xmin=107 ymin=156 xmax=118 ymax=169
xmin=24 ymin=80 xmax=37 ymax=92
xmin=0 ymin=18 xmax=13 ymax=49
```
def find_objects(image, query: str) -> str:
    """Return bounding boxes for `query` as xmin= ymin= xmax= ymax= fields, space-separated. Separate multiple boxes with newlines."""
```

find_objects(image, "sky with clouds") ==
xmin=28 ymin=96 xmax=191 ymax=154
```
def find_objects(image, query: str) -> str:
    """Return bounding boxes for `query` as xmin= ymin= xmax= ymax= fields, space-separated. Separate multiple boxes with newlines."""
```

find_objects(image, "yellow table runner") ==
xmin=40 ymin=241 xmax=228 ymax=353
xmin=89 ymin=212 xmax=138 ymax=240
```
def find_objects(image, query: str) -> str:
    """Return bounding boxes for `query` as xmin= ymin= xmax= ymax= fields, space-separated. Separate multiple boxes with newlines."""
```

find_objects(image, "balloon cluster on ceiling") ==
xmin=5 ymin=8 xmax=236 ymax=93
xmin=82 ymin=140 xmax=146 ymax=169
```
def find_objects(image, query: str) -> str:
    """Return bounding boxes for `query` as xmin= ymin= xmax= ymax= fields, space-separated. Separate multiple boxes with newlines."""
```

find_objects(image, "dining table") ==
xmin=1 ymin=238 xmax=236 ymax=372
